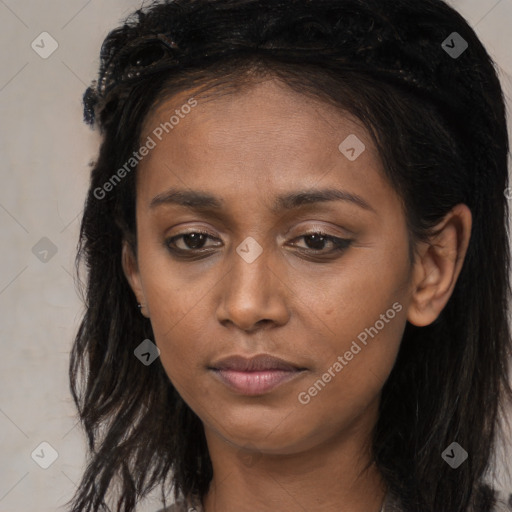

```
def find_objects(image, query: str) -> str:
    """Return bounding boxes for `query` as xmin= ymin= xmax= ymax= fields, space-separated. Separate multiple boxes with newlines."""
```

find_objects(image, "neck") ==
xmin=201 ymin=407 xmax=386 ymax=512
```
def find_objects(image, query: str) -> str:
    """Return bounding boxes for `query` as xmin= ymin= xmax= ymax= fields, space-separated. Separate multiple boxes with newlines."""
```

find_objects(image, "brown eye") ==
xmin=290 ymin=232 xmax=352 ymax=253
xmin=164 ymin=230 xmax=352 ymax=260
xmin=165 ymin=231 xmax=220 ymax=253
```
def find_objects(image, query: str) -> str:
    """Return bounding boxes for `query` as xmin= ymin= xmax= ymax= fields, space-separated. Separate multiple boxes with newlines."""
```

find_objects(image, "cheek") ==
xmin=136 ymin=215 xmax=409 ymax=415
xmin=136 ymin=230 xmax=207 ymax=330
xmin=318 ymin=242 xmax=408 ymax=336
xmin=294 ymin=307 xmax=406 ymax=439
xmin=134 ymin=242 xmax=197 ymax=370
xmin=144 ymin=277 xmax=205 ymax=375
xmin=305 ymin=238 xmax=409 ymax=391
xmin=302 ymin=306 xmax=405 ymax=399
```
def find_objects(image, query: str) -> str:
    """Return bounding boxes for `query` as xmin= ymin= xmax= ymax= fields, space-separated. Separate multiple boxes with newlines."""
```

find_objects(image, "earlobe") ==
xmin=407 ymin=204 xmax=472 ymax=327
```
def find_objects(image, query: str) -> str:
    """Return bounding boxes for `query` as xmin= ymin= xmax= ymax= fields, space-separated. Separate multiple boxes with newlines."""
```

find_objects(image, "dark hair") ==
xmin=68 ymin=1 xmax=512 ymax=511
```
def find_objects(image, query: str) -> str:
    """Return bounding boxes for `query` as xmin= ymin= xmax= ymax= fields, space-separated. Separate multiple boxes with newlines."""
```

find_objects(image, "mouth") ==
xmin=208 ymin=354 xmax=307 ymax=396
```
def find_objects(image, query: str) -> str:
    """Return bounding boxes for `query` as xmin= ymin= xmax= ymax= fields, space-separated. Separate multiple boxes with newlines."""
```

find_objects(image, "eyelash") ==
xmin=164 ymin=230 xmax=353 ymax=258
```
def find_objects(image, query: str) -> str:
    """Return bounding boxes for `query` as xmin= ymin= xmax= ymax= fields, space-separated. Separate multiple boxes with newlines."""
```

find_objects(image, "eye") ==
xmin=288 ymin=231 xmax=352 ymax=254
xmin=165 ymin=230 xmax=220 ymax=252
xmin=165 ymin=230 xmax=352 ymax=257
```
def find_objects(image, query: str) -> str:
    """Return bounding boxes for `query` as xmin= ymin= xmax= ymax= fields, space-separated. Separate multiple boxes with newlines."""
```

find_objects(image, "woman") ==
xmin=68 ymin=0 xmax=512 ymax=511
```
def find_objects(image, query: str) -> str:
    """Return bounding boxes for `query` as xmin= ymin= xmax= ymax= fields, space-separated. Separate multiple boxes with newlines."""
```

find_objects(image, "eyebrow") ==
xmin=149 ymin=187 xmax=376 ymax=214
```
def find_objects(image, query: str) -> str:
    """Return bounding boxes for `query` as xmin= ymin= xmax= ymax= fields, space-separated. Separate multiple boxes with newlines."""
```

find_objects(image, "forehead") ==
xmin=136 ymin=78 xmax=395 ymax=216
xmin=142 ymin=78 xmax=369 ymax=155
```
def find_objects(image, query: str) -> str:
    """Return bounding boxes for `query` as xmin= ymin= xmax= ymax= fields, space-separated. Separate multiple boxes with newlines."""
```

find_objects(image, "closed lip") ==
xmin=208 ymin=354 xmax=306 ymax=372
xmin=208 ymin=353 xmax=308 ymax=396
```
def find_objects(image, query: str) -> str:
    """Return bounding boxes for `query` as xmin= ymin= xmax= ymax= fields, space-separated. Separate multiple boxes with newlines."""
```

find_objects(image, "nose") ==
xmin=215 ymin=241 xmax=290 ymax=332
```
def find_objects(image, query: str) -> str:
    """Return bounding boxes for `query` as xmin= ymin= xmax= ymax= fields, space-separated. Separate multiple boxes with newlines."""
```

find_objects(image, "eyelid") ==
xmin=287 ymin=231 xmax=352 ymax=250
xmin=165 ymin=227 xmax=353 ymax=256
xmin=166 ymin=229 xmax=221 ymax=249
xmin=167 ymin=223 xmax=351 ymax=242
xmin=283 ymin=222 xmax=355 ymax=240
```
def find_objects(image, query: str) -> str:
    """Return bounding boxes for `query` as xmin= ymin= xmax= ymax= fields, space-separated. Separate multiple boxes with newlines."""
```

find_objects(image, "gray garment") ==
xmin=156 ymin=489 xmax=512 ymax=512
xmin=156 ymin=490 xmax=402 ymax=512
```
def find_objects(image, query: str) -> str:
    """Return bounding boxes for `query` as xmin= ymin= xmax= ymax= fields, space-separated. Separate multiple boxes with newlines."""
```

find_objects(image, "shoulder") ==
xmin=384 ymin=486 xmax=512 ymax=512
xmin=155 ymin=491 xmax=511 ymax=512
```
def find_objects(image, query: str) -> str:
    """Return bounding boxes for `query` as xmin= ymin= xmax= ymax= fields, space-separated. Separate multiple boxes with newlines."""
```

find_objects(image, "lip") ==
xmin=208 ymin=354 xmax=307 ymax=395
xmin=210 ymin=354 xmax=304 ymax=372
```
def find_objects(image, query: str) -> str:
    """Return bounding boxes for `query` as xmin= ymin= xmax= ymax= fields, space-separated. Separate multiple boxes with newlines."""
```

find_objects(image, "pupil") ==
xmin=181 ymin=233 xmax=328 ymax=251
xmin=305 ymin=234 xmax=325 ymax=250
xmin=184 ymin=233 xmax=205 ymax=249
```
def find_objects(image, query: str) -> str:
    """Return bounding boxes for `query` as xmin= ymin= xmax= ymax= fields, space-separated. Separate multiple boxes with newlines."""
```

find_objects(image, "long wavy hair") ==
xmin=68 ymin=1 xmax=512 ymax=511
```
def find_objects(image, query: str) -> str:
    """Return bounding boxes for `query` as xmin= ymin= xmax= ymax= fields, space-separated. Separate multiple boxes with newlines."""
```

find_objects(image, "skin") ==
xmin=122 ymin=78 xmax=472 ymax=512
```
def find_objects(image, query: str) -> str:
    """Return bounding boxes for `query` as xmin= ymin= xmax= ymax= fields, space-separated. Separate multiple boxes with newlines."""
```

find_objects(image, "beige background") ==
xmin=0 ymin=1 xmax=511 ymax=511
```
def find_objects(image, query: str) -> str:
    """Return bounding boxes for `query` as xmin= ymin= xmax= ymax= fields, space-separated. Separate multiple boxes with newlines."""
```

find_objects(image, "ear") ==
xmin=121 ymin=240 xmax=149 ymax=318
xmin=407 ymin=203 xmax=472 ymax=327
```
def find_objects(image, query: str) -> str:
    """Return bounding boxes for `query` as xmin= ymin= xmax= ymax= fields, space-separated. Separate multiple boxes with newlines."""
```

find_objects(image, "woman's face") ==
xmin=124 ymin=78 xmax=414 ymax=456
